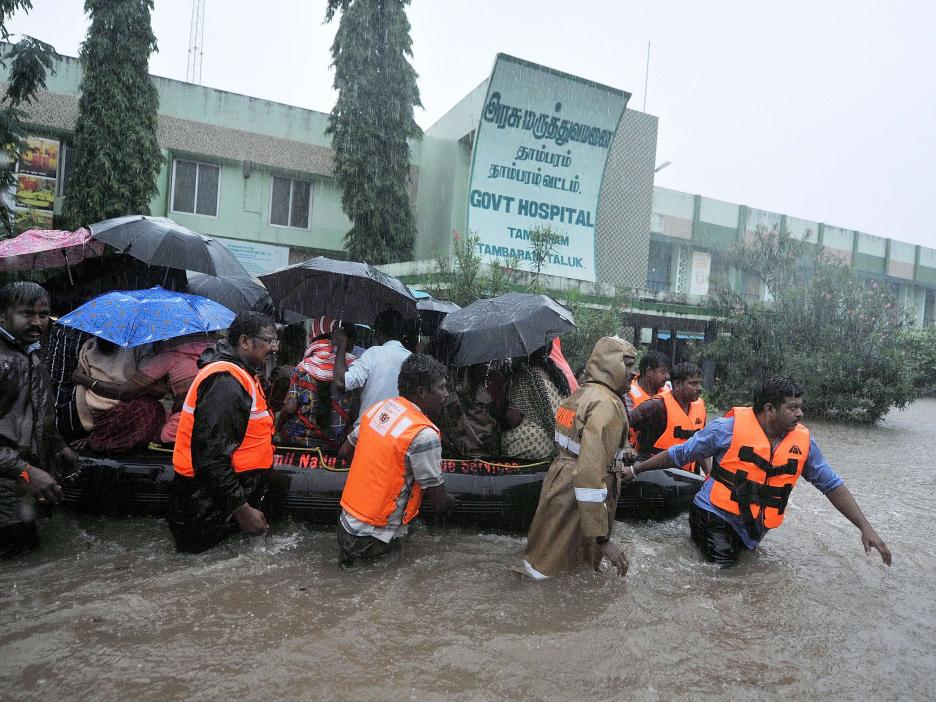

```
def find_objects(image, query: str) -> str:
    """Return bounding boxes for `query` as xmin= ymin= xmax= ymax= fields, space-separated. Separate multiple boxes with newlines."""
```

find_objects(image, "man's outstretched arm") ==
xmin=825 ymin=484 xmax=892 ymax=566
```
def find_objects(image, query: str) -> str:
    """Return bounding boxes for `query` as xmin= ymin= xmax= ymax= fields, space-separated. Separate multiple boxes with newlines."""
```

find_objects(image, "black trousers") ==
xmin=166 ymin=471 xmax=268 ymax=554
xmin=689 ymin=502 xmax=743 ymax=565
xmin=336 ymin=523 xmax=400 ymax=568
xmin=0 ymin=521 xmax=40 ymax=560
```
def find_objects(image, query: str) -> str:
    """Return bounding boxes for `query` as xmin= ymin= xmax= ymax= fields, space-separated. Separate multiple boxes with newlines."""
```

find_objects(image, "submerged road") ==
xmin=2 ymin=399 xmax=935 ymax=700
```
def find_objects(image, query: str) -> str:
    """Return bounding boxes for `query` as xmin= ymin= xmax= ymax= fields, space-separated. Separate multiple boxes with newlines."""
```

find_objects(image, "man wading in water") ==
xmin=627 ymin=376 xmax=892 ymax=566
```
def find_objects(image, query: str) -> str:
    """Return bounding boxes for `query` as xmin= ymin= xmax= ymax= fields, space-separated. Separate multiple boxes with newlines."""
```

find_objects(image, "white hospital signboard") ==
xmin=466 ymin=54 xmax=630 ymax=282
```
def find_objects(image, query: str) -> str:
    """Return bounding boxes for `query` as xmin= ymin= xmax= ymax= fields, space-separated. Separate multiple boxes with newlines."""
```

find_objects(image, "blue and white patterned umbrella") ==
xmin=57 ymin=286 xmax=236 ymax=348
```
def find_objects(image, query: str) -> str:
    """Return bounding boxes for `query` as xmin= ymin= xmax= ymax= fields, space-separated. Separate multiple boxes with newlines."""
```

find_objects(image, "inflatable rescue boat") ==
xmin=62 ymin=444 xmax=704 ymax=530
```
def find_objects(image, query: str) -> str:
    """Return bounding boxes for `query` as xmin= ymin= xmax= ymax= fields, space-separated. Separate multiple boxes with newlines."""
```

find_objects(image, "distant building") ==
xmin=4 ymin=47 xmax=933 ymax=336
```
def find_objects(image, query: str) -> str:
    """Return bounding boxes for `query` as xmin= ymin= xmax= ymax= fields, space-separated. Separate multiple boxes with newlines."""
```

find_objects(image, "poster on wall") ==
xmin=689 ymin=250 xmax=711 ymax=296
xmin=466 ymin=54 xmax=630 ymax=282
xmin=18 ymin=136 xmax=60 ymax=178
xmin=14 ymin=174 xmax=56 ymax=211
xmin=11 ymin=135 xmax=60 ymax=229
xmin=215 ymin=236 xmax=290 ymax=276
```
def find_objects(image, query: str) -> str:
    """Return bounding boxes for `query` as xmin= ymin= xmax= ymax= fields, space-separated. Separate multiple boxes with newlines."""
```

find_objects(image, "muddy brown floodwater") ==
xmin=2 ymin=399 xmax=935 ymax=700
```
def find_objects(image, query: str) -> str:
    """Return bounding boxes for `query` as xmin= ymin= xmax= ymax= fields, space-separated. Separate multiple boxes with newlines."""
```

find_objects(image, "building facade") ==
xmin=4 ymin=48 xmax=934 ymax=327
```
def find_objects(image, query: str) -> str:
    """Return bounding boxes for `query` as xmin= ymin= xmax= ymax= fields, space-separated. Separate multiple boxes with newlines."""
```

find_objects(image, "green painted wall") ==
xmin=692 ymin=221 xmax=737 ymax=251
xmin=154 ymin=154 xmax=350 ymax=251
xmin=917 ymin=266 xmax=936 ymax=285
xmin=852 ymin=252 xmax=886 ymax=276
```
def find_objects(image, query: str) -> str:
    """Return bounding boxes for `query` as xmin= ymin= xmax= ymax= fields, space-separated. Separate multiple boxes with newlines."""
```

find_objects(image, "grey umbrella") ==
xmin=186 ymin=271 xmax=274 ymax=315
xmin=416 ymin=297 xmax=461 ymax=336
xmin=90 ymin=215 xmax=249 ymax=277
xmin=259 ymin=256 xmax=417 ymax=324
xmin=434 ymin=292 xmax=575 ymax=366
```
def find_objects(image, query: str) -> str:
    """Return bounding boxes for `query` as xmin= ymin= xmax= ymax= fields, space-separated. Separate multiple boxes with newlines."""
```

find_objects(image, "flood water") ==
xmin=2 ymin=399 xmax=935 ymax=700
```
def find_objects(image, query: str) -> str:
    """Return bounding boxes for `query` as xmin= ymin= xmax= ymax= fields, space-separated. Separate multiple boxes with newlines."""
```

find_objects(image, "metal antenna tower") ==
xmin=186 ymin=0 xmax=206 ymax=84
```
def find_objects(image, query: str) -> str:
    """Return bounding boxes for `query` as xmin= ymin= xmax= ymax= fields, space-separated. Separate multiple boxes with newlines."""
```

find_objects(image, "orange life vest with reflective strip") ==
xmin=173 ymin=361 xmax=274 ymax=477
xmin=648 ymin=391 xmax=706 ymax=471
xmin=340 ymin=396 xmax=439 ymax=528
xmin=708 ymin=406 xmax=810 ymax=538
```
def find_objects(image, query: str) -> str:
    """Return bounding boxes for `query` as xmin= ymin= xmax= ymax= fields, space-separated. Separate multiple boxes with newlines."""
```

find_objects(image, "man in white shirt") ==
xmin=333 ymin=310 xmax=412 ymax=421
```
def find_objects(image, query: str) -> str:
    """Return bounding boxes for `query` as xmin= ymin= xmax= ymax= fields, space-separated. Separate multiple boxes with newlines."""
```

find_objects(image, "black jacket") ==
xmin=0 ymin=327 xmax=66 ymax=526
xmin=186 ymin=339 xmax=265 ymax=513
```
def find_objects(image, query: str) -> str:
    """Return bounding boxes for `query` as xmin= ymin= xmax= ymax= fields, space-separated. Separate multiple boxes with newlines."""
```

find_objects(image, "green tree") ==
xmin=526 ymin=224 xmax=564 ymax=292
xmin=60 ymin=0 xmax=161 ymax=229
xmin=561 ymin=288 xmax=630 ymax=371
xmin=324 ymin=0 xmax=421 ymax=264
xmin=701 ymin=225 xmax=917 ymax=423
xmin=0 ymin=1 xmax=57 ymax=237
xmin=425 ymin=230 xmax=518 ymax=307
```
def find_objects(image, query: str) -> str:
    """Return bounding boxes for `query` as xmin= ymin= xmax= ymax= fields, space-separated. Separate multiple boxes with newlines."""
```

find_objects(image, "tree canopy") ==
xmin=325 ymin=0 xmax=422 ymax=264
xmin=60 ymin=0 xmax=161 ymax=230
xmin=701 ymin=226 xmax=919 ymax=423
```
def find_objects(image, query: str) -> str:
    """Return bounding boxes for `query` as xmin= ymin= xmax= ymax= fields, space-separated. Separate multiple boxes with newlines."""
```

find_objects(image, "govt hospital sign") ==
xmin=466 ymin=54 xmax=630 ymax=282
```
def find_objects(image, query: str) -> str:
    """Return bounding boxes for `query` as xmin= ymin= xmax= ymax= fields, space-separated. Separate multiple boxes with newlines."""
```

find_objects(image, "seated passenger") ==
xmin=72 ymin=334 xmax=215 ymax=444
xmin=71 ymin=337 xmax=164 ymax=453
xmin=439 ymin=363 xmax=515 ymax=458
xmin=501 ymin=343 xmax=571 ymax=461
xmin=275 ymin=317 xmax=358 ymax=449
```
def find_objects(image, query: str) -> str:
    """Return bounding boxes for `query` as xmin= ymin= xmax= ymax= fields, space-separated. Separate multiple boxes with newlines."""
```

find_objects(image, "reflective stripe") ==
xmin=554 ymin=431 xmax=625 ymax=460
xmin=574 ymin=487 xmax=608 ymax=503
xmin=250 ymin=410 xmax=270 ymax=420
xmin=554 ymin=431 xmax=582 ymax=455
xmin=520 ymin=559 xmax=551 ymax=581
xmin=389 ymin=416 xmax=413 ymax=438
xmin=182 ymin=403 xmax=195 ymax=414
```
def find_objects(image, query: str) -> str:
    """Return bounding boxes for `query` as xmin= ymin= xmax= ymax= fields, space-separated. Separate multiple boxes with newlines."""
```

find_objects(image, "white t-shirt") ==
xmin=344 ymin=339 xmax=411 ymax=422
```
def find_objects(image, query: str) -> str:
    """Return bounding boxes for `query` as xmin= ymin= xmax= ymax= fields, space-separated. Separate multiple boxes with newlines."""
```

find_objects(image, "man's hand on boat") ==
xmin=338 ymin=439 xmax=354 ymax=464
xmin=599 ymin=540 xmax=629 ymax=577
xmin=232 ymin=502 xmax=269 ymax=535
xmin=20 ymin=465 xmax=63 ymax=505
xmin=423 ymin=484 xmax=456 ymax=515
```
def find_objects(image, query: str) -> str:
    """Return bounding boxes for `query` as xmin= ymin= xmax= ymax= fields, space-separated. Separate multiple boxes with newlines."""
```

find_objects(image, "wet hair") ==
xmin=752 ymin=376 xmax=803 ymax=413
xmin=397 ymin=353 xmax=447 ymax=401
xmin=0 ymin=281 xmax=49 ymax=311
xmin=374 ymin=309 xmax=404 ymax=339
xmin=639 ymin=350 xmax=672 ymax=375
xmin=671 ymin=362 xmax=702 ymax=384
xmin=227 ymin=311 xmax=274 ymax=345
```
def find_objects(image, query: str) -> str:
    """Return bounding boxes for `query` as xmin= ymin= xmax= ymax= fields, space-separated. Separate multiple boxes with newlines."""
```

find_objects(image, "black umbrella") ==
xmin=186 ymin=271 xmax=274 ymax=315
xmin=416 ymin=297 xmax=461 ymax=336
xmin=434 ymin=292 xmax=575 ymax=366
xmin=259 ymin=256 xmax=417 ymax=324
xmin=90 ymin=215 xmax=249 ymax=278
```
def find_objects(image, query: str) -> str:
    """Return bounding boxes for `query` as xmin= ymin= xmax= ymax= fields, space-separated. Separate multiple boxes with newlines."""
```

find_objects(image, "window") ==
xmin=645 ymin=239 xmax=672 ymax=292
xmin=270 ymin=175 xmax=311 ymax=228
xmin=171 ymin=159 xmax=219 ymax=216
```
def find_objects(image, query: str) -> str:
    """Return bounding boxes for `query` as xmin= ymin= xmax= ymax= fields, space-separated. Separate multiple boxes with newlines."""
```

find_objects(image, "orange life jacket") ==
xmin=627 ymin=381 xmax=653 ymax=446
xmin=648 ymin=391 xmax=706 ymax=471
xmin=708 ymin=406 xmax=810 ymax=540
xmin=340 ymin=396 xmax=439 ymax=528
xmin=173 ymin=361 xmax=274 ymax=477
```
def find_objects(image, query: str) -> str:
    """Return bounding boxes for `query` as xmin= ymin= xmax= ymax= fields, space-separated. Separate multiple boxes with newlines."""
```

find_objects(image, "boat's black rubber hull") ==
xmin=62 ymin=453 xmax=704 ymax=530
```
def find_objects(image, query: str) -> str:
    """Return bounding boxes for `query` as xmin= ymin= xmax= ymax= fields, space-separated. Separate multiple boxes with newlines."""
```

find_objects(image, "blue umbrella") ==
xmin=57 ymin=286 xmax=236 ymax=348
